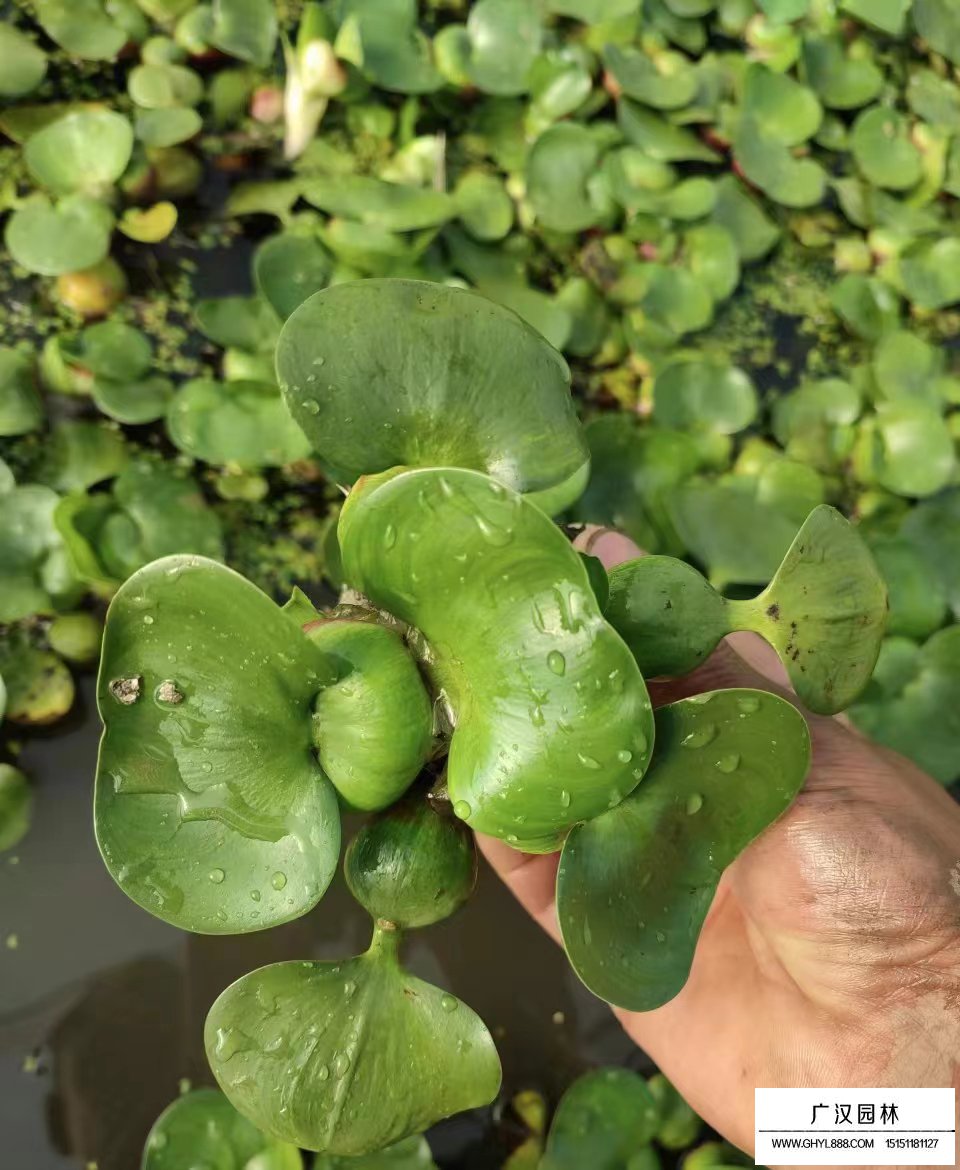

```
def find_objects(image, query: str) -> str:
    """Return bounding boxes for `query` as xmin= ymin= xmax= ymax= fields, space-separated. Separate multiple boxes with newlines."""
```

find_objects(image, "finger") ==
xmin=476 ymin=833 xmax=562 ymax=944
xmin=572 ymin=526 xmax=643 ymax=570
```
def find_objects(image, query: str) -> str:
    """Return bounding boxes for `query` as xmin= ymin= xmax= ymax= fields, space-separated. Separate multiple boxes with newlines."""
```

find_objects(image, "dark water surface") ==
xmin=0 ymin=677 xmax=645 ymax=1169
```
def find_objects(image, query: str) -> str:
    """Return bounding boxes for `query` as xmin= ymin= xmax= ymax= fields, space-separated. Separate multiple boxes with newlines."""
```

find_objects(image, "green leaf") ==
xmin=840 ymin=0 xmax=910 ymax=35
xmin=527 ymin=123 xmax=604 ymax=232
xmin=773 ymin=377 xmax=861 ymax=470
xmin=35 ymin=0 xmax=129 ymax=59
xmin=210 ymin=0 xmax=278 ymax=66
xmin=307 ymin=620 xmax=434 ymax=812
xmin=5 ymin=194 xmax=114 ymax=277
xmin=907 ymin=68 xmax=960 ymax=130
xmin=830 ymin=274 xmax=900 ymax=341
xmin=868 ymin=535 xmax=947 ymax=640
xmin=195 ymin=295 xmax=280 ymax=353
xmin=872 ymin=330 xmax=942 ymax=405
xmin=758 ymin=0 xmax=808 ymax=19
xmin=648 ymin=1074 xmax=701 ymax=1149
xmin=205 ymin=926 xmax=501 ymax=1153
xmin=464 ymin=0 xmax=542 ymax=95
xmin=737 ymin=505 xmax=889 ymax=713
xmin=619 ymin=100 xmax=721 ymax=161
xmin=0 ymin=633 xmax=75 ymax=725
xmin=901 ymin=489 xmax=960 ymax=618
xmin=802 ymin=34 xmax=884 ymax=111
xmin=143 ymin=1088 xmax=302 ymax=1170
xmin=0 ymin=765 xmax=33 ymax=853
xmin=135 ymin=107 xmax=203 ymax=147
xmin=167 ymin=379 xmax=312 ymax=469
xmin=92 ymin=374 xmax=174 ymax=424
xmin=603 ymin=44 xmax=699 ymax=109
xmin=557 ymin=689 xmax=810 ymax=1010
xmin=0 ymin=25 xmax=48 ymax=98
xmin=47 ymin=612 xmax=102 ymax=664
xmin=851 ymin=107 xmax=923 ymax=191
xmin=339 ymin=467 xmax=654 ymax=849
xmin=0 ymin=485 xmax=67 ymax=623
xmin=25 ymin=110 xmax=133 ymax=196
xmin=865 ymin=403 xmax=957 ymax=497
xmin=733 ymin=128 xmax=826 ymax=207
xmin=334 ymin=0 xmax=442 ymax=94
xmin=276 ymin=279 xmax=587 ymax=498
xmin=709 ymin=175 xmax=780 ymax=262
xmin=914 ymin=0 xmax=960 ymax=65
xmin=850 ymin=629 xmax=960 ymax=784
xmin=314 ymin=1137 xmax=438 ymax=1170
xmin=94 ymin=556 xmax=342 ymax=933
xmin=742 ymin=63 xmax=822 ymax=145
xmin=301 ymin=175 xmax=454 ymax=232
xmin=541 ymin=1069 xmax=659 ymax=1170
xmin=344 ymin=794 xmax=477 ymax=926
xmin=118 ymin=202 xmax=178 ymax=243
xmin=129 ymin=62 xmax=204 ymax=108
xmin=0 ymin=348 xmax=44 ymax=437
xmin=684 ymin=224 xmax=740 ymax=302
xmin=454 ymin=171 xmax=514 ymax=242
xmin=654 ymin=358 xmax=757 ymax=435
xmin=38 ymin=420 xmax=129 ymax=492
xmin=254 ymin=232 xmax=333 ymax=320
xmin=899 ymin=237 xmax=960 ymax=310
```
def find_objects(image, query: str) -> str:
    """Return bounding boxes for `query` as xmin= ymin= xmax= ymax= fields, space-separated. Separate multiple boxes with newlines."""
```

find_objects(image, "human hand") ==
xmin=479 ymin=529 xmax=960 ymax=1157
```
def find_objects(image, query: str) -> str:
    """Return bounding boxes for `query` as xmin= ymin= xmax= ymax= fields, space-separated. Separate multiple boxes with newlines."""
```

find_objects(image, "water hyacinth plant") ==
xmin=94 ymin=280 xmax=887 ymax=1155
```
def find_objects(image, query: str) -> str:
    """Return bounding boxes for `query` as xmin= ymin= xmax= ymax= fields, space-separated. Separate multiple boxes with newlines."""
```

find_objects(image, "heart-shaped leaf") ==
xmin=276 ymin=280 xmax=587 ymax=498
xmin=557 ymin=689 xmax=810 ymax=1010
xmin=205 ymin=927 xmax=502 ymax=1154
xmin=653 ymin=358 xmax=757 ymax=435
xmin=851 ymin=107 xmax=923 ymax=190
xmin=540 ymin=1069 xmax=659 ymax=1170
xmin=94 ymin=555 xmax=342 ymax=933
xmin=5 ymin=194 xmax=114 ymax=277
xmin=25 ymin=109 xmax=133 ymax=195
xmin=143 ymin=1088 xmax=302 ymax=1170
xmin=339 ymin=467 xmax=654 ymax=848
xmin=167 ymin=379 xmax=312 ymax=468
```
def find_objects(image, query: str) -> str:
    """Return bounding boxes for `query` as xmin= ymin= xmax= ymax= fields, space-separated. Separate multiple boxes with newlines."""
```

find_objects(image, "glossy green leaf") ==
xmin=302 ymin=176 xmax=453 ymax=232
xmin=0 ymin=348 xmax=44 ymax=437
xmin=541 ymin=1069 xmax=659 ymax=1170
xmin=25 ymin=110 xmax=133 ymax=196
xmin=464 ymin=0 xmax=542 ymax=95
xmin=0 ymin=765 xmax=33 ymax=853
xmin=557 ymin=689 xmax=810 ymax=1010
xmin=851 ymin=107 xmax=923 ymax=191
xmin=306 ymin=619 xmax=434 ymax=811
xmin=167 ymin=379 xmax=312 ymax=468
xmin=339 ymin=467 xmax=654 ymax=847
xmin=654 ymin=358 xmax=757 ymax=435
xmin=0 ymin=25 xmax=48 ymax=97
xmin=253 ymin=232 xmax=333 ymax=320
xmin=527 ymin=123 xmax=604 ymax=233
xmin=850 ymin=629 xmax=960 ymax=784
xmin=35 ymin=0 xmax=129 ymax=59
xmin=94 ymin=556 xmax=342 ymax=933
xmin=210 ymin=0 xmax=278 ymax=66
xmin=0 ymin=634 xmax=76 ymax=725
xmin=143 ymin=1088 xmax=302 ymax=1170
xmin=276 ymin=280 xmax=587 ymax=497
xmin=344 ymin=794 xmax=477 ymax=926
xmin=206 ymin=926 xmax=501 ymax=1153
xmin=5 ymin=194 xmax=114 ymax=277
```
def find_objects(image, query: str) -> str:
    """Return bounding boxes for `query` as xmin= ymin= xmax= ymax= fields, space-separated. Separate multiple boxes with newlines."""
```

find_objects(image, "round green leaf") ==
xmin=253 ymin=232 xmax=333 ymax=320
xmin=35 ymin=0 xmax=129 ymax=59
xmin=276 ymin=280 xmax=587 ymax=497
xmin=869 ymin=403 xmax=957 ymax=498
xmin=129 ymin=62 xmax=204 ymax=109
xmin=135 ymin=106 xmax=202 ymax=147
xmin=0 ymin=25 xmax=48 ymax=98
xmin=0 ymin=485 xmax=65 ymax=623
xmin=773 ymin=378 xmax=861 ymax=470
xmin=654 ymin=358 xmax=757 ymax=435
xmin=82 ymin=321 xmax=152 ymax=380
xmin=205 ymin=928 xmax=502 ymax=1153
xmin=527 ymin=123 xmax=604 ymax=233
xmin=0 ymin=348 xmax=44 ymax=437
xmin=143 ymin=1088 xmax=302 ymax=1170
xmin=733 ymin=129 xmax=826 ymax=208
xmin=344 ymin=794 xmax=477 ymax=927
xmin=167 ymin=379 xmax=312 ymax=468
xmin=93 ymin=374 xmax=174 ymax=424
xmin=339 ymin=467 xmax=654 ymax=848
xmin=899 ymin=237 xmax=960 ymax=311
xmin=195 ymin=295 xmax=279 ymax=353
xmin=454 ymin=171 xmax=514 ymax=242
xmin=742 ymin=63 xmax=822 ymax=145
xmin=465 ymin=0 xmax=542 ymax=95
xmin=5 ymin=194 xmax=114 ymax=277
xmin=869 ymin=536 xmax=948 ymax=641
xmin=95 ymin=556 xmax=343 ymax=933
xmin=851 ymin=107 xmax=923 ymax=191
xmin=802 ymin=35 xmax=883 ymax=111
xmin=830 ymin=274 xmax=900 ymax=341
xmin=684 ymin=224 xmax=740 ymax=302
xmin=25 ymin=110 xmax=133 ymax=195
xmin=603 ymin=44 xmax=698 ymax=110
xmin=48 ymin=611 xmax=103 ymax=664
xmin=0 ymin=635 xmax=75 ymax=725
xmin=541 ymin=1069 xmax=659 ymax=1170
xmin=557 ymin=689 xmax=810 ymax=1011
xmin=0 ymin=765 xmax=32 ymax=853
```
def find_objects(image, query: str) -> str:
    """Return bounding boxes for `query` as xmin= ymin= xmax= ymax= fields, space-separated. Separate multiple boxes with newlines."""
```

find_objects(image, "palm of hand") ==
xmin=480 ymin=535 xmax=960 ymax=1156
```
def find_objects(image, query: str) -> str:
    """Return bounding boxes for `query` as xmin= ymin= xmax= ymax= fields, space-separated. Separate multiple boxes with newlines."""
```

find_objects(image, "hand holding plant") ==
xmin=484 ymin=530 xmax=960 ymax=1159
